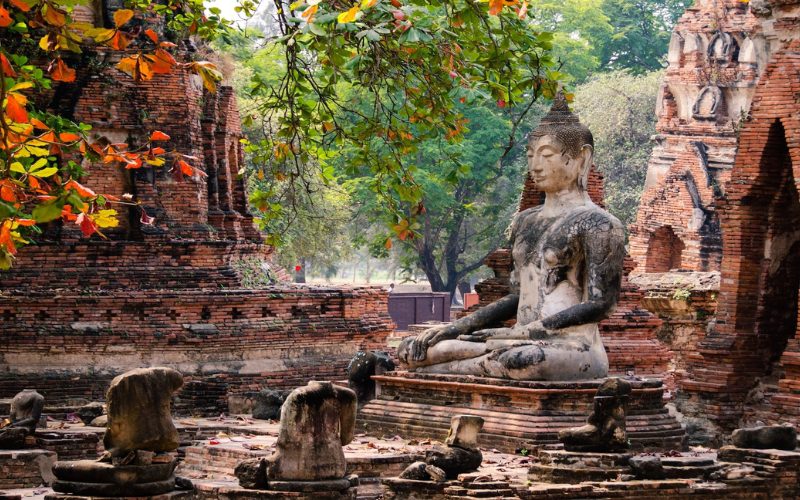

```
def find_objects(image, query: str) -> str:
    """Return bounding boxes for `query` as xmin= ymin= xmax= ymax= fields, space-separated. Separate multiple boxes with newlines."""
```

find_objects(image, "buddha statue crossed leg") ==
xmin=398 ymin=94 xmax=625 ymax=381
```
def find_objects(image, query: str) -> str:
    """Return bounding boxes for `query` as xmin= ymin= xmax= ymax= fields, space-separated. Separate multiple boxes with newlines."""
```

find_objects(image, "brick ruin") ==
xmin=680 ymin=0 xmax=800 ymax=435
xmin=629 ymin=0 xmax=760 ymax=273
xmin=628 ymin=0 xmax=800 ymax=441
xmin=0 ymin=2 xmax=393 ymax=414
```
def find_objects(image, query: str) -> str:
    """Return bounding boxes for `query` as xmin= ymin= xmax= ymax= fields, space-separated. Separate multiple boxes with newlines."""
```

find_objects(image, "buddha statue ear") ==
xmin=577 ymin=144 xmax=593 ymax=191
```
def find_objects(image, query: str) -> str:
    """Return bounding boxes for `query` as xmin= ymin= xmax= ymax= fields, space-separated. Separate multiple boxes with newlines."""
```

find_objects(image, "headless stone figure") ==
xmin=103 ymin=367 xmax=184 ymax=459
xmin=269 ymin=381 xmax=357 ymax=481
xmin=0 ymin=389 xmax=44 ymax=449
xmin=559 ymin=378 xmax=631 ymax=452
xmin=398 ymin=93 xmax=625 ymax=381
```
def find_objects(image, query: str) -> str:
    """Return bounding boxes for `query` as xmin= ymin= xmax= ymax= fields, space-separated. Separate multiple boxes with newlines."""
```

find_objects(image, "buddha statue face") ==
xmin=527 ymin=134 xmax=593 ymax=194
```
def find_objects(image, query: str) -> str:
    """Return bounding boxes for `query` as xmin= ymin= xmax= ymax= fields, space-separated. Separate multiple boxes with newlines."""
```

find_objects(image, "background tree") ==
xmin=598 ymin=0 xmax=692 ymax=72
xmin=572 ymin=69 xmax=661 ymax=226
xmin=340 ymin=103 xmax=524 ymax=296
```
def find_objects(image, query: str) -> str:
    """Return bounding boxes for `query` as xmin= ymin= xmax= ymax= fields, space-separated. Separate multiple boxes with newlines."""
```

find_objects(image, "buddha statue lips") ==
xmin=398 ymin=93 xmax=625 ymax=381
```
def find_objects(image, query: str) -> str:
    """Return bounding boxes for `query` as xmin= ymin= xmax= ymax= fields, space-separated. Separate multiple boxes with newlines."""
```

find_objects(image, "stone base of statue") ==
xmin=358 ymin=372 xmax=684 ymax=453
xmin=529 ymin=449 xmax=634 ymax=484
xmin=215 ymin=474 xmax=359 ymax=499
xmin=50 ymin=459 xmax=177 ymax=496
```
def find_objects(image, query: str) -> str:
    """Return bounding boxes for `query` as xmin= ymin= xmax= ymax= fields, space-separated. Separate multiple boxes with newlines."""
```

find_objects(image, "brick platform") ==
xmin=358 ymin=372 xmax=685 ymax=453
xmin=0 ymin=286 xmax=392 ymax=414
xmin=0 ymin=449 xmax=55 ymax=489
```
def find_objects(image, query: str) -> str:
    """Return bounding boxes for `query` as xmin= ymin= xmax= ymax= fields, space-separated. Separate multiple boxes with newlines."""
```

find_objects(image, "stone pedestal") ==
xmin=195 ymin=475 xmax=359 ymax=499
xmin=359 ymin=372 xmax=685 ymax=452
xmin=51 ymin=459 xmax=178 ymax=496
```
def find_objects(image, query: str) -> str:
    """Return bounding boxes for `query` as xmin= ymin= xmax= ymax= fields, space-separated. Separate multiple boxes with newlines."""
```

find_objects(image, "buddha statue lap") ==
xmin=398 ymin=94 xmax=625 ymax=381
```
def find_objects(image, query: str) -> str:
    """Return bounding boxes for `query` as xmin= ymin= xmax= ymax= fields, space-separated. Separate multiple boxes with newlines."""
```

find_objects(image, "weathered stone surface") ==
xmin=104 ymin=367 xmax=183 ymax=457
xmin=52 ymin=460 xmax=174 ymax=484
xmin=235 ymin=458 xmax=268 ymax=489
xmin=76 ymin=403 xmax=104 ymax=425
xmin=252 ymin=390 xmax=286 ymax=421
xmin=629 ymin=455 xmax=666 ymax=480
xmin=732 ymin=425 xmax=797 ymax=450
xmin=424 ymin=446 xmax=482 ymax=480
xmin=52 ymin=477 xmax=175 ymax=496
xmin=559 ymin=378 xmax=632 ymax=452
xmin=267 ymin=381 xmax=357 ymax=481
xmin=444 ymin=415 xmax=483 ymax=449
xmin=90 ymin=415 xmax=107 ymax=427
xmin=398 ymin=461 xmax=446 ymax=483
xmin=347 ymin=351 xmax=395 ymax=403
xmin=398 ymin=94 xmax=623 ymax=382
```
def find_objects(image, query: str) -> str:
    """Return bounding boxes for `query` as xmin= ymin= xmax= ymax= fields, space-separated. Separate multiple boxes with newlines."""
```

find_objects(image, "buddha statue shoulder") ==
xmin=398 ymin=94 xmax=625 ymax=381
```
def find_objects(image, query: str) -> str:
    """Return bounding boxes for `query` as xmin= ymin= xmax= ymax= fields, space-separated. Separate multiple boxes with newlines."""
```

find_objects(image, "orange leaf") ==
xmin=385 ymin=238 xmax=392 ymax=250
xmin=8 ymin=0 xmax=31 ymax=12
xmin=108 ymin=31 xmax=131 ymax=50
xmin=0 ymin=180 xmax=18 ymax=202
xmin=116 ymin=54 xmax=152 ymax=80
xmin=178 ymin=160 xmax=194 ymax=176
xmin=0 ymin=222 xmax=15 ymax=254
xmin=64 ymin=180 xmax=96 ymax=198
xmin=5 ymin=94 xmax=28 ymax=123
xmin=150 ymin=48 xmax=176 ymax=74
xmin=144 ymin=28 xmax=159 ymax=44
xmin=113 ymin=9 xmax=134 ymax=28
xmin=59 ymin=132 xmax=81 ymax=142
xmin=31 ymin=118 xmax=48 ymax=130
xmin=42 ymin=3 xmax=67 ymax=26
xmin=0 ymin=53 xmax=16 ymax=77
xmin=61 ymin=204 xmax=78 ymax=222
xmin=28 ymin=175 xmax=40 ymax=189
xmin=41 ymin=130 xmax=56 ymax=142
xmin=150 ymin=146 xmax=165 ymax=155
xmin=14 ymin=218 xmax=36 ymax=226
xmin=150 ymin=131 xmax=170 ymax=141
xmin=488 ymin=0 xmax=505 ymax=16
xmin=50 ymin=58 xmax=76 ymax=82
xmin=0 ymin=6 xmax=12 ymax=27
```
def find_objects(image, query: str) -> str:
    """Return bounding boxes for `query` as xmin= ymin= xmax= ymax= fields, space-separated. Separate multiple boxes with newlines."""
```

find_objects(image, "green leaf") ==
xmin=32 ymin=202 xmax=63 ymax=223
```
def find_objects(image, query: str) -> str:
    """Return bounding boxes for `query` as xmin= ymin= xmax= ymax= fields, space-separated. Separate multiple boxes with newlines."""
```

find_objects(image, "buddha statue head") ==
xmin=527 ymin=92 xmax=594 ymax=194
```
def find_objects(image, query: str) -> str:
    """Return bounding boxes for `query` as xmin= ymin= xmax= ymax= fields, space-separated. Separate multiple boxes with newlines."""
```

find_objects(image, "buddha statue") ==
xmin=398 ymin=94 xmax=625 ymax=381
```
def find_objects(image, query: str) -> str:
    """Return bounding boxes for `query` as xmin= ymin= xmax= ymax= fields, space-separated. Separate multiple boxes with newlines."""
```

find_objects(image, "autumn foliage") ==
xmin=0 ymin=0 xmax=222 ymax=269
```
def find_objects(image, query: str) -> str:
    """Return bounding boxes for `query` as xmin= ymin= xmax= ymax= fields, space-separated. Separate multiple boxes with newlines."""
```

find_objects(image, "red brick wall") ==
xmin=0 ymin=286 xmax=393 ymax=414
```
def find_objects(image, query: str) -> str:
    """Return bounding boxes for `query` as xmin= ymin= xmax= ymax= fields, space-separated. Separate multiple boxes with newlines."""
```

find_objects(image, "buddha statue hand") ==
xmin=458 ymin=321 xmax=548 ymax=343
xmin=408 ymin=324 xmax=459 ymax=362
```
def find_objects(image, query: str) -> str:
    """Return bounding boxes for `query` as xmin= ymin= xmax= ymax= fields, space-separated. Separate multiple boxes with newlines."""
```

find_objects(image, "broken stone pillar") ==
xmin=0 ymin=389 xmax=44 ymax=449
xmin=347 ymin=350 xmax=395 ymax=404
xmin=732 ymin=425 xmax=797 ymax=451
xmin=235 ymin=381 xmax=359 ymax=498
xmin=51 ymin=367 xmax=184 ymax=496
xmin=559 ymin=378 xmax=631 ymax=452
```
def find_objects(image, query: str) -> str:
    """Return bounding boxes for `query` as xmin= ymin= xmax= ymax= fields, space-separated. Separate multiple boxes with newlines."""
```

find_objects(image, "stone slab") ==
xmin=359 ymin=372 xmax=685 ymax=452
